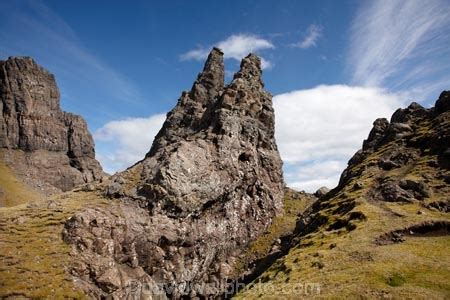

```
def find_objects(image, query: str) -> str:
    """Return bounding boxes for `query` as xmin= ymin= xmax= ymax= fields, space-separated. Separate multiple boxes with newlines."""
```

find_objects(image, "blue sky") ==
xmin=1 ymin=0 xmax=449 ymax=191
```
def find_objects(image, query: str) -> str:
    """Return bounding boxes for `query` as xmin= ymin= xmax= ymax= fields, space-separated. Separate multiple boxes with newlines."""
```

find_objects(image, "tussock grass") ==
xmin=0 ymin=190 xmax=110 ymax=298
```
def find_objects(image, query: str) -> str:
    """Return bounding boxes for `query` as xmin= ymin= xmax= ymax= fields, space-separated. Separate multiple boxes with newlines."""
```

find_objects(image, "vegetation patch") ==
xmin=386 ymin=273 xmax=406 ymax=287
xmin=0 ymin=190 xmax=111 ymax=298
xmin=232 ymin=189 xmax=315 ymax=276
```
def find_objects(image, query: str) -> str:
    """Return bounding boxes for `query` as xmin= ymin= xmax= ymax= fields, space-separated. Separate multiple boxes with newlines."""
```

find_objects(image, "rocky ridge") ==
xmin=237 ymin=91 xmax=450 ymax=298
xmin=0 ymin=57 xmax=103 ymax=196
xmin=62 ymin=48 xmax=285 ymax=298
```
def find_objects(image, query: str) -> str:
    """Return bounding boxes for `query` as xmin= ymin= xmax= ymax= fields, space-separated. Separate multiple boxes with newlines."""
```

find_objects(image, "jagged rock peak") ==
xmin=0 ymin=56 xmax=103 ymax=192
xmin=146 ymin=48 xmax=225 ymax=155
xmin=192 ymin=47 xmax=224 ymax=99
xmin=140 ymin=48 xmax=282 ymax=215
xmin=64 ymin=49 xmax=284 ymax=298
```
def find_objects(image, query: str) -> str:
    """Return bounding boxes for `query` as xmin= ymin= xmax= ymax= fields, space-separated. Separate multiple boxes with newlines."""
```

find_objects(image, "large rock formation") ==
xmin=63 ymin=48 xmax=285 ymax=298
xmin=0 ymin=57 xmax=103 ymax=193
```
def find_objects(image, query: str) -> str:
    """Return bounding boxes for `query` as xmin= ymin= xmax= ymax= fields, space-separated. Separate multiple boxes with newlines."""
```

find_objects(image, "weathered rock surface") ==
xmin=63 ymin=48 xmax=285 ymax=298
xmin=0 ymin=57 xmax=103 ymax=193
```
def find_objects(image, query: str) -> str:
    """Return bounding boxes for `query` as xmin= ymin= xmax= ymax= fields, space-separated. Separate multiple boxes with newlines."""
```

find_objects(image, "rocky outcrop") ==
xmin=339 ymin=91 xmax=450 ymax=191
xmin=63 ymin=48 xmax=285 ymax=298
xmin=0 ymin=57 xmax=103 ymax=193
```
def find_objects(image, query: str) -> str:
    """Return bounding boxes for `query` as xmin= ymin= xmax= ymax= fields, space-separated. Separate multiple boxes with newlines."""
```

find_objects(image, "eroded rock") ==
xmin=63 ymin=49 xmax=284 ymax=298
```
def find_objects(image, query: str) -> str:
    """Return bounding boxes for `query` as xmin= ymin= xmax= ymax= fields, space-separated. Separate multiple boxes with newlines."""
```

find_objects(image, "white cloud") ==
xmin=286 ymin=160 xmax=346 ymax=192
xmin=94 ymin=114 xmax=166 ymax=174
xmin=180 ymin=48 xmax=209 ymax=62
xmin=180 ymin=34 xmax=274 ymax=69
xmin=260 ymin=57 xmax=273 ymax=70
xmin=274 ymin=85 xmax=405 ymax=192
xmin=349 ymin=0 xmax=450 ymax=99
xmin=292 ymin=24 xmax=322 ymax=49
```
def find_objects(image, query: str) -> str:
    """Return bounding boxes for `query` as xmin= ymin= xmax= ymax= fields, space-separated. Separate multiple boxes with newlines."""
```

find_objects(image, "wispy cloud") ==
xmin=274 ymin=85 xmax=404 ymax=191
xmin=94 ymin=114 xmax=166 ymax=173
xmin=292 ymin=24 xmax=323 ymax=49
xmin=180 ymin=34 xmax=274 ymax=69
xmin=0 ymin=0 xmax=141 ymax=105
xmin=349 ymin=0 xmax=450 ymax=100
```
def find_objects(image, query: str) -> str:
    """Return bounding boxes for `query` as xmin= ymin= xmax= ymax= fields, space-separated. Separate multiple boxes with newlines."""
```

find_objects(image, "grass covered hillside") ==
xmin=236 ymin=93 xmax=450 ymax=299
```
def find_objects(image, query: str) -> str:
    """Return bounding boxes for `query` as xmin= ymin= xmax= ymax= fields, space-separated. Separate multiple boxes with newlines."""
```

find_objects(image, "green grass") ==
xmin=386 ymin=273 xmax=406 ymax=287
xmin=235 ymin=199 xmax=450 ymax=299
xmin=0 ymin=189 xmax=111 ymax=298
xmin=0 ymin=162 xmax=46 ymax=207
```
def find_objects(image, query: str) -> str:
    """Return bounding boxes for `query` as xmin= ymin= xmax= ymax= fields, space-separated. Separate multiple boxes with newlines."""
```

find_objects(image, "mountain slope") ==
xmin=0 ymin=188 xmax=108 ymax=298
xmin=236 ymin=92 xmax=450 ymax=299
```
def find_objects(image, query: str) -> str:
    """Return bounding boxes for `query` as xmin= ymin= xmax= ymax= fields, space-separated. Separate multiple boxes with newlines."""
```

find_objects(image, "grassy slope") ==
xmin=0 ymin=189 xmax=110 ymax=298
xmin=236 ymin=164 xmax=449 ymax=299
xmin=0 ymin=161 xmax=46 ymax=207
xmin=236 ymin=119 xmax=450 ymax=299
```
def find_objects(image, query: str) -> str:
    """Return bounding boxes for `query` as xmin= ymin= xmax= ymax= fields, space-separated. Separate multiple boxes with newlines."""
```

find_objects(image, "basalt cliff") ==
xmin=0 ymin=57 xmax=103 ymax=204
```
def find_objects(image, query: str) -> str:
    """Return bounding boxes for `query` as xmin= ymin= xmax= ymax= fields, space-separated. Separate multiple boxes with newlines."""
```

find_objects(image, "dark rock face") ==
xmin=434 ymin=91 xmax=450 ymax=115
xmin=0 ymin=57 xmax=103 ymax=192
xmin=63 ymin=49 xmax=284 ymax=298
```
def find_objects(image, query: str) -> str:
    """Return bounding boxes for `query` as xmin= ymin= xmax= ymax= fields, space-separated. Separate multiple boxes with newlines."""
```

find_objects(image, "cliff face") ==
xmin=0 ymin=57 xmax=103 ymax=194
xmin=237 ymin=91 xmax=450 ymax=299
xmin=62 ymin=48 xmax=285 ymax=298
